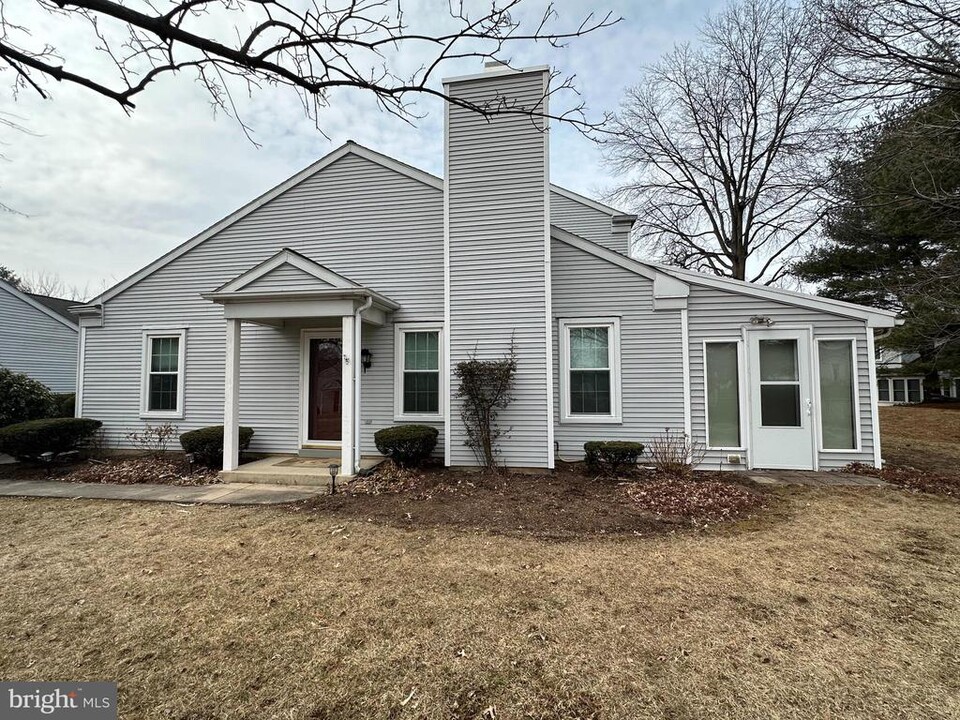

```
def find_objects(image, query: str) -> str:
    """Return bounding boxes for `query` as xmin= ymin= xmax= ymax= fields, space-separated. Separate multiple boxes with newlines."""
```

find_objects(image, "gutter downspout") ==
xmin=354 ymin=295 xmax=373 ymax=474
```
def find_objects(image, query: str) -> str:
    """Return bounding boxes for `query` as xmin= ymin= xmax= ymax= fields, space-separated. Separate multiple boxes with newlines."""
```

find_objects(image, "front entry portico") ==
xmin=201 ymin=248 xmax=400 ymax=476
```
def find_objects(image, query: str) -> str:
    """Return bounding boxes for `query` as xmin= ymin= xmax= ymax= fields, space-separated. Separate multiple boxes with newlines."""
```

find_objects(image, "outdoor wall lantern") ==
xmin=360 ymin=348 xmax=373 ymax=372
xmin=328 ymin=463 xmax=339 ymax=495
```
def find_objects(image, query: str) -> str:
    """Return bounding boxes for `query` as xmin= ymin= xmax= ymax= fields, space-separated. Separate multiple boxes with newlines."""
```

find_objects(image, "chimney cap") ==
xmin=484 ymin=60 xmax=511 ymax=72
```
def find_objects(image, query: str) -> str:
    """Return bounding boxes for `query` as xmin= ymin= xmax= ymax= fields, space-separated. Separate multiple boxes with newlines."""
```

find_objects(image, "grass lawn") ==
xmin=1 ymin=411 xmax=959 ymax=719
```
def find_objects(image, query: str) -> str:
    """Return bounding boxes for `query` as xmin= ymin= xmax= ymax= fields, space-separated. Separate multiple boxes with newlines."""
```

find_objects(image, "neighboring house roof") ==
xmin=0 ymin=280 xmax=79 ymax=332
xmin=77 ymin=141 xmax=636 ymax=311
xmin=26 ymin=293 xmax=79 ymax=326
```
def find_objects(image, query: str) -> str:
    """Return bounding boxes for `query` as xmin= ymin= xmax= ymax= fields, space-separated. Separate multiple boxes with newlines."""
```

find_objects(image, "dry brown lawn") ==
xmin=1 ymin=485 xmax=959 ymax=719
xmin=879 ymin=403 xmax=960 ymax=474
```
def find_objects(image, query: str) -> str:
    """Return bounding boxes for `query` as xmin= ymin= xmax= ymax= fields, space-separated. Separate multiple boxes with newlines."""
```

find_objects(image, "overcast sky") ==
xmin=0 ymin=0 xmax=717 ymax=297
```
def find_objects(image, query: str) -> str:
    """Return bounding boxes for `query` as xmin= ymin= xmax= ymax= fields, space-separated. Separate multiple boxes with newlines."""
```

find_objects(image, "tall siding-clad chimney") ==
xmin=443 ymin=65 xmax=554 ymax=468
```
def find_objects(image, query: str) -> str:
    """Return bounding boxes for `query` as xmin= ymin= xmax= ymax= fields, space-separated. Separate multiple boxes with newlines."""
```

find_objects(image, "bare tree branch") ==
xmin=604 ymin=0 xmax=848 ymax=283
xmin=0 ymin=0 xmax=621 ymax=137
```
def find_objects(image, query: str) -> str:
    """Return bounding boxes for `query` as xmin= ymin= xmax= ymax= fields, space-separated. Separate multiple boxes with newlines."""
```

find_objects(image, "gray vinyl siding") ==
xmin=446 ymin=69 xmax=552 ymax=467
xmin=550 ymin=192 xmax=627 ymax=255
xmin=550 ymin=240 xmax=685 ymax=457
xmin=80 ymin=153 xmax=444 ymax=453
xmin=241 ymin=263 xmax=334 ymax=292
xmin=687 ymin=284 xmax=877 ymax=470
xmin=0 ymin=287 xmax=77 ymax=393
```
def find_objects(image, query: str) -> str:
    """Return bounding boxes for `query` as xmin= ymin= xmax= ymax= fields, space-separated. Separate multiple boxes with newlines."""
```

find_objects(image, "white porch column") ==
xmin=223 ymin=318 xmax=241 ymax=472
xmin=341 ymin=314 xmax=356 ymax=474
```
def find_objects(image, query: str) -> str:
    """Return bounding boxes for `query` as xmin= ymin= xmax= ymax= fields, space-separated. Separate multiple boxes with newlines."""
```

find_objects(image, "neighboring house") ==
xmin=73 ymin=65 xmax=898 ymax=474
xmin=0 ymin=279 xmax=79 ymax=393
xmin=875 ymin=348 xmax=925 ymax=405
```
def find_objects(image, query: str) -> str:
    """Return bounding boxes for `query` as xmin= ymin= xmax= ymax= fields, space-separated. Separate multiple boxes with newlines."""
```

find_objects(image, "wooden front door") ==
xmin=308 ymin=338 xmax=342 ymax=441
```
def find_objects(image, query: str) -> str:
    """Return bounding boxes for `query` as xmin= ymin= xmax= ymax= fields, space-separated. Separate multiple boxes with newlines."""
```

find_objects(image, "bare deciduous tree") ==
xmin=0 ymin=0 xmax=619 ymax=139
xmin=18 ymin=269 xmax=99 ymax=301
xmin=819 ymin=0 xmax=960 ymax=97
xmin=605 ymin=0 xmax=848 ymax=284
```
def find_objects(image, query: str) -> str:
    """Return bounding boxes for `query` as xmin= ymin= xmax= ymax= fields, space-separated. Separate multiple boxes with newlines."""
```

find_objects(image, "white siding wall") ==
xmin=0 ymin=288 xmax=77 ymax=393
xmin=549 ymin=192 xmax=628 ymax=255
xmin=687 ymin=285 xmax=877 ymax=470
xmin=81 ymin=153 xmax=444 ymax=453
xmin=445 ymin=69 xmax=553 ymax=467
xmin=241 ymin=264 xmax=334 ymax=292
xmin=550 ymin=240 xmax=686 ymax=458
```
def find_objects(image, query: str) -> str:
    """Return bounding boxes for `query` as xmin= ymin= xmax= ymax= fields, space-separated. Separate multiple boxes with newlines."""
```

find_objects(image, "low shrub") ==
xmin=0 ymin=368 xmax=56 ymax=427
xmin=0 ymin=417 xmax=103 ymax=461
xmin=647 ymin=429 xmax=705 ymax=477
xmin=374 ymin=424 xmax=439 ymax=467
xmin=179 ymin=425 xmax=254 ymax=468
xmin=53 ymin=393 xmax=76 ymax=418
xmin=584 ymin=440 xmax=645 ymax=476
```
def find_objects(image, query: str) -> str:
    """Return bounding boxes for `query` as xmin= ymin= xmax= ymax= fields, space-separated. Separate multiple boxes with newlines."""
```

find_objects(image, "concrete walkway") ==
xmin=747 ymin=470 xmax=890 ymax=487
xmin=0 ymin=479 xmax=325 ymax=505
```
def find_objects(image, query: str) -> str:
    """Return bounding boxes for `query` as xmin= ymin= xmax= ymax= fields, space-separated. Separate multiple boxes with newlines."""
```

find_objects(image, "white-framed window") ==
xmin=394 ymin=323 xmax=444 ymax=421
xmin=559 ymin=318 xmax=622 ymax=424
xmin=141 ymin=329 xmax=186 ymax=418
xmin=816 ymin=338 xmax=859 ymax=451
xmin=876 ymin=377 xmax=923 ymax=404
xmin=704 ymin=340 xmax=743 ymax=449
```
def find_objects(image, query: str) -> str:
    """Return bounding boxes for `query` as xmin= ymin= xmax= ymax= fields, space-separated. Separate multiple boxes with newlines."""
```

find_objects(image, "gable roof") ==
xmin=214 ymin=248 xmax=361 ymax=293
xmin=0 ymin=280 xmax=79 ymax=331
xmin=79 ymin=141 xmax=636 ymax=309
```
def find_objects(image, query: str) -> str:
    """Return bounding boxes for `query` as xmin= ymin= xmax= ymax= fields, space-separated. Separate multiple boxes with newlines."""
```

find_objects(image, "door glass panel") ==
xmin=706 ymin=342 xmax=740 ymax=447
xmin=877 ymin=379 xmax=890 ymax=402
xmin=818 ymin=340 xmax=856 ymax=449
xmin=759 ymin=339 xmax=798 ymax=381
xmin=760 ymin=384 xmax=801 ymax=426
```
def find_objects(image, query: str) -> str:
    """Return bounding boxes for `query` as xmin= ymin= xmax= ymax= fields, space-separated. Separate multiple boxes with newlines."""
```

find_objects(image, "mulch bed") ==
xmin=63 ymin=457 xmax=220 ymax=486
xmin=843 ymin=462 xmax=960 ymax=498
xmin=293 ymin=463 xmax=770 ymax=538
xmin=0 ymin=457 xmax=220 ymax=486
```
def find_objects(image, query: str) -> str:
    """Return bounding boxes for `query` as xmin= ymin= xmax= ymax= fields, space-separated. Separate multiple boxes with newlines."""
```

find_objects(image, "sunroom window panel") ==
xmin=892 ymin=379 xmax=906 ymax=402
xmin=818 ymin=340 xmax=856 ymax=450
xmin=706 ymin=342 xmax=740 ymax=447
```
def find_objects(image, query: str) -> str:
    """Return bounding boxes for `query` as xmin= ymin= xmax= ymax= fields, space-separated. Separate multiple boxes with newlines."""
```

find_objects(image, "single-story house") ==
xmin=0 ymin=279 xmax=79 ymax=393
xmin=72 ymin=64 xmax=898 ymax=475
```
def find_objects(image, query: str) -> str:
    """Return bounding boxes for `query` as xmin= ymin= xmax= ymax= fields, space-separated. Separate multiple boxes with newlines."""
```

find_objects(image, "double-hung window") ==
xmin=141 ymin=330 xmax=186 ymax=418
xmin=394 ymin=324 xmax=443 ymax=420
xmin=559 ymin=318 xmax=622 ymax=423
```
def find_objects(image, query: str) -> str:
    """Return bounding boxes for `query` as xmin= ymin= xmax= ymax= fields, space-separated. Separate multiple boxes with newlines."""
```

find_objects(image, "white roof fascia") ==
xmin=654 ymin=264 xmax=899 ymax=327
xmin=0 ymin=279 xmax=79 ymax=332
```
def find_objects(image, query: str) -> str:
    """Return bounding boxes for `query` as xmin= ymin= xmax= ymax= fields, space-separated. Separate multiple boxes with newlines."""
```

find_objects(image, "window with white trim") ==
xmin=705 ymin=341 xmax=741 ymax=448
xmin=559 ymin=318 xmax=621 ymax=423
xmin=818 ymin=339 xmax=857 ymax=450
xmin=141 ymin=330 xmax=186 ymax=417
xmin=394 ymin=324 xmax=443 ymax=420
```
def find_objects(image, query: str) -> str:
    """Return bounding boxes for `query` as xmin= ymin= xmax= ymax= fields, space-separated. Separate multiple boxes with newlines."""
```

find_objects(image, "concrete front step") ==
xmin=221 ymin=455 xmax=383 ymax=487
